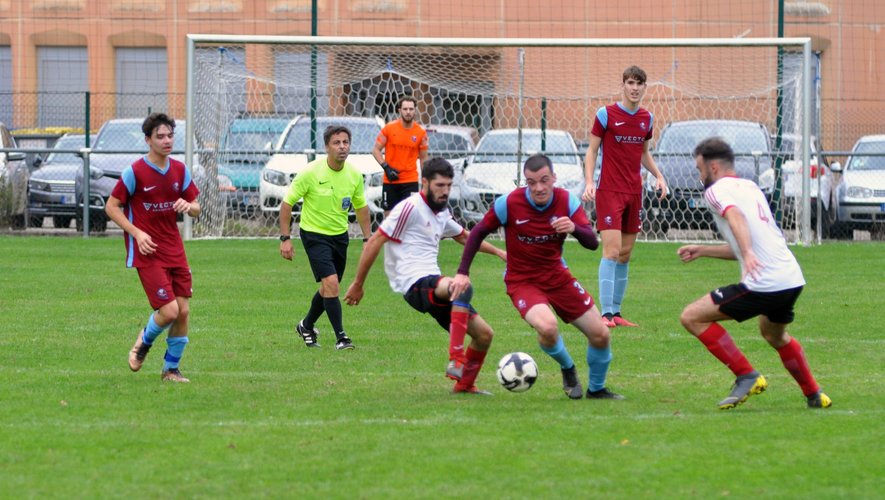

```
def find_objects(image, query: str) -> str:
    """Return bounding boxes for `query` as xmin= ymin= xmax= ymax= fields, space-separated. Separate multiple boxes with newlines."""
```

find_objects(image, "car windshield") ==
xmin=657 ymin=123 xmax=769 ymax=154
xmin=428 ymin=131 xmax=473 ymax=156
xmin=474 ymin=132 xmax=578 ymax=164
xmin=280 ymin=120 xmax=379 ymax=154
xmin=45 ymin=135 xmax=91 ymax=164
xmin=94 ymin=122 xmax=187 ymax=152
xmin=221 ymin=120 xmax=287 ymax=153
xmin=848 ymin=140 xmax=885 ymax=171
xmin=776 ymin=136 xmax=818 ymax=158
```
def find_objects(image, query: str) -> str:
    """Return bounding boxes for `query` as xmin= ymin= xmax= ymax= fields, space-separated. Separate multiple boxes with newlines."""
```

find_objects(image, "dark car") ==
xmin=646 ymin=120 xmax=773 ymax=233
xmin=28 ymin=133 xmax=94 ymax=228
xmin=74 ymin=118 xmax=203 ymax=232
xmin=217 ymin=116 xmax=289 ymax=214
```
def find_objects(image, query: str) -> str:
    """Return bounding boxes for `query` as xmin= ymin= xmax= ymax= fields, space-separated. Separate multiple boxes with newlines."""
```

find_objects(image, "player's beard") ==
xmin=426 ymin=193 xmax=448 ymax=212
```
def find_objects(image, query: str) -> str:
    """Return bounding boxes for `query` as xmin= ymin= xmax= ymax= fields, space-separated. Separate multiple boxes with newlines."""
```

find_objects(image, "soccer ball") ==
xmin=496 ymin=352 xmax=539 ymax=392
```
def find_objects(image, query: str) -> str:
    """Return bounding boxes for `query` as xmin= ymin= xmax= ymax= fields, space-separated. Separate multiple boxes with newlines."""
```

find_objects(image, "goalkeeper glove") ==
xmin=381 ymin=162 xmax=400 ymax=182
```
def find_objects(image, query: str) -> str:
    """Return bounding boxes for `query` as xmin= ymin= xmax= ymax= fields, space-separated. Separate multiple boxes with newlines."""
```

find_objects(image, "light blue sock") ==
xmin=143 ymin=313 xmax=170 ymax=345
xmin=163 ymin=336 xmax=189 ymax=371
xmin=598 ymin=258 xmax=616 ymax=316
xmin=540 ymin=336 xmax=575 ymax=370
xmin=586 ymin=345 xmax=612 ymax=392
xmin=613 ymin=262 xmax=629 ymax=315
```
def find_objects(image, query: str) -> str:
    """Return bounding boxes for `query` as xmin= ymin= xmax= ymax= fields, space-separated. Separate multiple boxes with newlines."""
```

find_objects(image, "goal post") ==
xmin=185 ymin=35 xmax=813 ymax=244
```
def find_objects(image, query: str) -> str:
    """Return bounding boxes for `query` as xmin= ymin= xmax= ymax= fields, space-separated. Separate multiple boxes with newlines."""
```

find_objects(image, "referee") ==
xmin=279 ymin=125 xmax=372 ymax=350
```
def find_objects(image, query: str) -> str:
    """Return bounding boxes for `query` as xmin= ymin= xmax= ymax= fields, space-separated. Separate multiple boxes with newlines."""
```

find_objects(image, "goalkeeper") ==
xmin=372 ymin=96 xmax=428 ymax=216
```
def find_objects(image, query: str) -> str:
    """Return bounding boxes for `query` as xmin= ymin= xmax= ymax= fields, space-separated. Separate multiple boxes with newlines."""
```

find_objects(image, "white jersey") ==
xmin=704 ymin=176 xmax=805 ymax=292
xmin=379 ymin=192 xmax=464 ymax=294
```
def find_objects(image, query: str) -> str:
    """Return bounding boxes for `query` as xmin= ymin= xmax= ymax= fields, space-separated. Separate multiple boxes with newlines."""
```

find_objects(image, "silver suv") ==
xmin=0 ymin=122 xmax=28 ymax=229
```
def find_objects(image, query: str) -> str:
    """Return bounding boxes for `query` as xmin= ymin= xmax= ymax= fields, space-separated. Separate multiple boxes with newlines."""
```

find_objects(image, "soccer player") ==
xmin=678 ymin=137 xmax=832 ymax=410
xmin=344 ymin=158 xmax=506 ymax=394
xmin=453 ymin=154 xmax=623 ymax=400
xmin=373 ymin=96 xmax=429 ymax=216
xmin=105 ymin=113 xmax=201 ymax=383
xmin=582 ymin=65 xmax=668 ymax=328
xmin=279 ymin=125 xmax=372 ymax=350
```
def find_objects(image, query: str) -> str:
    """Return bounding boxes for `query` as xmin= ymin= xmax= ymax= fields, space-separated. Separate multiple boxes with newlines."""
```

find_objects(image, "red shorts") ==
xmin=506 ymin=273 xmax=595 ymax=324
xmin=595 ymin=190 xmax=643 ymax=234
xmin=136 ymin=266 xmax=193 ymax=310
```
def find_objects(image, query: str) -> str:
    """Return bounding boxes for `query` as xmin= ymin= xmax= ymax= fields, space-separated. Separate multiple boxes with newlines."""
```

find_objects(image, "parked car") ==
xmin=423 ymin=124 xmax=478 ymax=221
xmin=217 ymin=116 xmax=290 ymax=214
xmin=646 ymin=120 xmax=774 ymax=233
xmin=259 ymin=116 xmax=384 ymax=220
xmin=74 ymin=118 xmax=204 ymax=232
xmin=28 ymin=133 xmax=94 ymax=228
xmin=0 ymin=122 xmax=28 ymax=229
xmin=459 ymin=128 xmax=584 ymax=225
xmin=830 ymin=134 xmax=885 ymax=238
xmin=777 ymin=134 xmax=835 ymax=234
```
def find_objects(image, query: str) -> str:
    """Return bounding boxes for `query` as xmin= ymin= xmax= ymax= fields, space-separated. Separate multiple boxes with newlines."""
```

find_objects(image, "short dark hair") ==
xmin=524 ymin=153 xmax=554 ymax=174
xmin=421 ymin=157 xmax=454 ymax=181
xmin=142 ymin=113 xmax=175 ymax=137
xmin=693 ymin=137 xmax=735 ymax=165
xmin=323 ymin=125 xmax=351 ymax=146
xmin=396 ymin=96 xmax=417 ymax=111
xmin=622 ymin=65 xmax=647 ymax=84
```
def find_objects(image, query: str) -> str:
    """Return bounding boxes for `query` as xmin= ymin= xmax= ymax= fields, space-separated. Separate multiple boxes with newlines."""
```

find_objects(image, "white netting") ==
xmin=187 ymin=37 xmax=811 ymax=242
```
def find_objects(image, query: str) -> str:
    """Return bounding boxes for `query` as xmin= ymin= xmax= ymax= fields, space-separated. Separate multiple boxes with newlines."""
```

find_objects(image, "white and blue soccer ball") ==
xmin=496 ymin=352 xmax=538 ymax=393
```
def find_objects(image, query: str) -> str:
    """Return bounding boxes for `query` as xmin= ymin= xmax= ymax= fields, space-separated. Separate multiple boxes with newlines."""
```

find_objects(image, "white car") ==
xmin=831 ymin=134 xmax=885 ymax=238
xmin=460 ymin=128 xmax=584 ymax=224
xmin=259 ymin=116 xmax=384 ymax=219
xmin=778 ymin=134 xmax=834 ymax=231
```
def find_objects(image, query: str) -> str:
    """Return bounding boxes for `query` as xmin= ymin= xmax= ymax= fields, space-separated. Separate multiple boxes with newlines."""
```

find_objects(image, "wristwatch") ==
xmin=279 ymin=235 xmax=291 ymax=242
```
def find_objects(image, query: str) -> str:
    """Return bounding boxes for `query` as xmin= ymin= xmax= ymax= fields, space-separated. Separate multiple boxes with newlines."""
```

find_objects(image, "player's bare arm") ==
xmin=678 ymin=244 xmax=735 ymax=262
xmin=355 ymin=205 xmax=372 ymax=240
xmin=279 ymin=201 xmax=295 ymax=261
xmin=173 ymin=198 xmax=201 ymax=217
xmin=582 ymin=134 xmax=603 ymax=202
xmin=723 ymin=207 xmax=762 ymax=281
xmin=453 ymin=231 xmax=506 ymax=262
xmin=344 ymin=230 xmax=390 ymax=306
xmin=372 ymin=137 xmax=387 ymax=166
xmin=105 ymin=195 xmax=157 ymax=255
xmin=641 ymin=141 xmax=668 ymax=200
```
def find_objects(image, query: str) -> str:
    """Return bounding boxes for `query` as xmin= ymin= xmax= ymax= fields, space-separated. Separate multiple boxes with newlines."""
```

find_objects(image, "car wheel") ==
xmin=29 ymin=215 xmax=44 ymax=228
xmin=53 ymin=216 xmax=73 ymax=228
xmin=75 ymin=214 xmax=108 ymax=233
xmin=871 ymin=223 xmax=885 ymax=241
xmin=817 ymin=203 xmax=832 ymax=239
xmin=10 ymin=214 xmax=25 ymax=230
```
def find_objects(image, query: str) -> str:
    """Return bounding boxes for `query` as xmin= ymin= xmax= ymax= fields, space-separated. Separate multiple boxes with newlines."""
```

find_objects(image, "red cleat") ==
xmin=452 ymin=384 xmax=493 ymax=395
xmin=612 ymin=314 xmax=639 ymax=327
xmin=602 ymin=315 xmax=617 ymax=328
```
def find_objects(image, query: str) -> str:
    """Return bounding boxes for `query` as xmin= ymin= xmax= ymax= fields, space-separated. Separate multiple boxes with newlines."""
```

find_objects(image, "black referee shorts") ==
xmin=300 ymin=229 xmax=349 ymax=282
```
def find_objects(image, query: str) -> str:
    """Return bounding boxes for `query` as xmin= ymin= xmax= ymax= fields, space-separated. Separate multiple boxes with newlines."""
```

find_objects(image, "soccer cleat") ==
xmin=128 ymin=329 xmax=152 ymax=372
xmin=335 ymin=335 xmax=355 ymax=350
xmin=452 ymin=384 xmax=493 ymax=396
xmin=296 ymin=320 xmax=320 ymax=348
xmin=446 ymin=359 xmax=465 ymax=381
xmin=807 ymin=391 xmax=832 ymax=409
xmin=612 ymin=314 xmax=639 ymax=327
xmin=586 ymin=387 xmax=625 ymax=400
xmin=561 ymin=365 xmax=584 ymax=399
xmin=718 ymin=371 xmax=768 ymax=410
xmin=161 ymin=368 xmax=190 ymax=383
xmin=601 ymin=314 xmax=617 ymax=328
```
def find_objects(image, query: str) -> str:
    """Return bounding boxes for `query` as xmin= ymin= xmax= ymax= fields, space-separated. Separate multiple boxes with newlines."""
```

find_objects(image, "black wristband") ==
xmin=279 ymin=235 xmax=291 ymax=242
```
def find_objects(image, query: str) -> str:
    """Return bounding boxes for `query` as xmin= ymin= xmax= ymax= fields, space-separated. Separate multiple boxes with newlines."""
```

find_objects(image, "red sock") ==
xmin=777 ymin=337 xmax=820 ymax=396
xmin=449 ymin=308 xmax=469 ymax=362
xmin=697 ymin=323 xmax=755 ymax=376
xmin=453 ymin=346 xmax=487 ymax=390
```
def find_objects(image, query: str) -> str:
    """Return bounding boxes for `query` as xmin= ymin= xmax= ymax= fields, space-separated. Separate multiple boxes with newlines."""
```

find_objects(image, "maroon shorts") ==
xmin=137 ymin=266 xmax=193 ymax=310
xmin=506 ymin=273 xmax=595 ymax=324
xmin=595 ymin=190 xmax=643 ymax=234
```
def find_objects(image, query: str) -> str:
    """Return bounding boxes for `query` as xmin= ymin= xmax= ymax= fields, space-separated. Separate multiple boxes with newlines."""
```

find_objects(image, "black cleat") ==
xmin=586 ymin=387 xmax=625 ymax=400
xmin=297 ymin=321 xmax=320 ymax=348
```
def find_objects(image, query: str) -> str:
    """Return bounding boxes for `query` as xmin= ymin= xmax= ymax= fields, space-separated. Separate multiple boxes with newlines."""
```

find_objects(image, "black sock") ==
xmin=304 ymin=291 xmax=324 ymax=328
xmin=323 ymin=296 xmax=345 ymax=337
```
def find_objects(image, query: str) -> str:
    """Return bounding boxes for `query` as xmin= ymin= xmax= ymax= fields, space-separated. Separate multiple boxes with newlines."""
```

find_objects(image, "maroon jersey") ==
xmin=591 ymin=103 xmax=654 ymax=195
xmin=111 ymin=156 xmax=200 ymax=268
xmin=481 ymin=187 xmax=588 ymax=284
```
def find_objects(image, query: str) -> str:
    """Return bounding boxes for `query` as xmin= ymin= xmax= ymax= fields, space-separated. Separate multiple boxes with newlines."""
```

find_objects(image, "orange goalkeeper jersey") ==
xmin=377 ymin=119 xmax=428 ymax=184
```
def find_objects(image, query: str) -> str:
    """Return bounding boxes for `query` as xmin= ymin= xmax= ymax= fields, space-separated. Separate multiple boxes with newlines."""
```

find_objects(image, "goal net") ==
xmin=186 ymin=35 xmax=813 ymax=243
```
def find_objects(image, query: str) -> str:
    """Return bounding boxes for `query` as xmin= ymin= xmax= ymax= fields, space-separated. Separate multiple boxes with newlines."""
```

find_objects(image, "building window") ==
xmin=37 ymin=46 xmax=88 ymax=127
xmin=116 ymin=47 xmax=168 ymax=118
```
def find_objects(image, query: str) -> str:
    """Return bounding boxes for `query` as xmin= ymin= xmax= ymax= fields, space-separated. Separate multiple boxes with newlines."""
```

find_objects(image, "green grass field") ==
xmin=1 ymin=235 xmax=882 ymax=498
